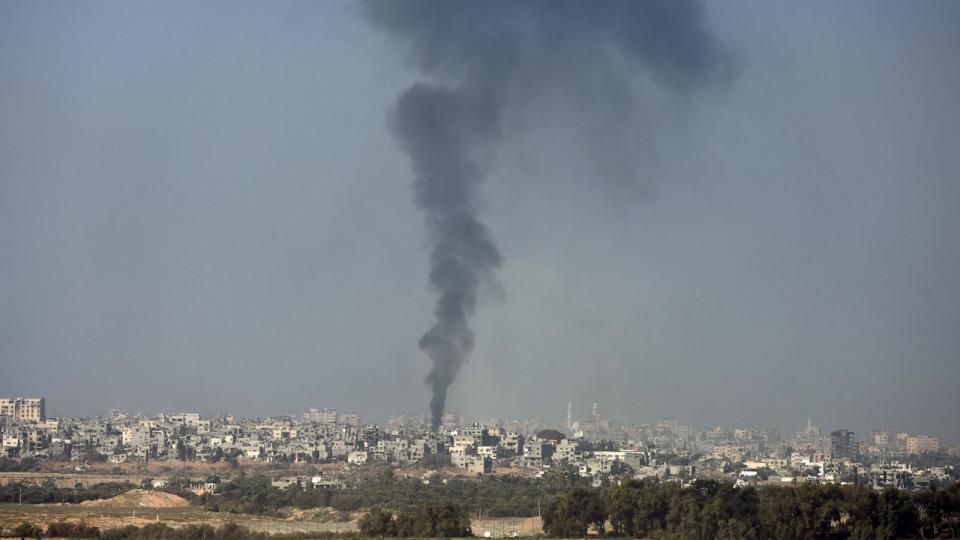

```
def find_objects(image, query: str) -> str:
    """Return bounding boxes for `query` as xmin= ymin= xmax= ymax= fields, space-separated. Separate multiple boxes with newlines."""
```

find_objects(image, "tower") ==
xmin=566 ymin=402 xmax=572 ymax=430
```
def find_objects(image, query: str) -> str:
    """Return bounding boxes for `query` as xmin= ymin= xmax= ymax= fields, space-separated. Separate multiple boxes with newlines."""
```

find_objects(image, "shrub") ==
xmin=393 ymin=503 xmax=471 ymax=537
xmin=46 ymin=520 xmax=101 ymax=538
xmin=13 ymin=521 xmax=43 ymax=538
xmin=359 ymin=507 xmax=396 ymax=536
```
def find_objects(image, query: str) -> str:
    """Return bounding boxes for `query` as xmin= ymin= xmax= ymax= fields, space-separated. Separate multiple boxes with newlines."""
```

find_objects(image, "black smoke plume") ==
xmin=362 ymin=1 xmax=732 ymax=430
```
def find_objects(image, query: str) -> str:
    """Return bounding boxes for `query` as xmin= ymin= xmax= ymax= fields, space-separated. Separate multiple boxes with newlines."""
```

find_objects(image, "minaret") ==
xmin=592 ymin=401 xmax=598 ymax=417
xmin=566 ymin=402 xmax=572 ymax=430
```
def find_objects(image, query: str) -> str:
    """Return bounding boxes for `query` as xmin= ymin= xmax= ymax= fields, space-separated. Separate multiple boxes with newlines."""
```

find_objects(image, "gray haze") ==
xmin=1 ymin=1 xmax=958 ymax=442
xmin=362 ymin=0 xmax=731 ymax=429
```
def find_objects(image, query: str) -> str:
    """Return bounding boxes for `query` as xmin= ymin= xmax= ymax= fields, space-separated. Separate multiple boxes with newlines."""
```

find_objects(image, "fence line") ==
xmin=471 ymin=516 xmax=543 ymax=537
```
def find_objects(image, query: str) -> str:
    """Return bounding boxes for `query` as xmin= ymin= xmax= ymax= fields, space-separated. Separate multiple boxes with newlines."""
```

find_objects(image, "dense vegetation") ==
xmin=96 ymin=522 xmax=319 ymax=539
xmin=200 ymin=470 xmax=960 ymax=538
xmin=4 ymin=521 xmax=361 ymax=539
xmin=45 ymin=520 xmax=103 ymax=538
xmin=0 ymin=457 xmax=41 ymax=472
xmin=5 ymin=468 xmax=959 ymax=538
xmin=541 ymin=480 xmax=960 ymax=539
xmin=359 ymin=504 xmax=471 ymax=537
xmin=0 ymin=481 xmax=135 ymax=504
xmin=194 ymin=471 xmax=577 ymax=517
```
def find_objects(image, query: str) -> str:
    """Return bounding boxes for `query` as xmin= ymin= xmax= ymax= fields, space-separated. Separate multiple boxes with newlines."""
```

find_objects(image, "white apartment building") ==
xmin=906 ymin=436 xmax=939 ymax=455
xmin=0 ymin=397 xmax=45 ymax=422
xmin=304 ymin=409 xmax=338 ymax=424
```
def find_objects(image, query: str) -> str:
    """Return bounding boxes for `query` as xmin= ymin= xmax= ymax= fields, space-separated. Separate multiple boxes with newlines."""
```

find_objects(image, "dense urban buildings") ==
xmin=0 ymin=398 xmax=954 ymax=494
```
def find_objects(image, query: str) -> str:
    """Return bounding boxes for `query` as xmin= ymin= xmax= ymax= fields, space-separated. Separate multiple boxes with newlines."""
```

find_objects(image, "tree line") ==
xmin=4 ymin=521 xmax=362 ymax=539
xmin=0 ymin=457 xmax=41 ymax=472
xmin=0 ymin=481 xmax=135 ymax=504
xmin=541 ymin=479 xmax=960 ymax=539
xmin=193 ymin=471 xmax=568 ymax=517
xmin=200 ymin=471 xmax=960 ymax=538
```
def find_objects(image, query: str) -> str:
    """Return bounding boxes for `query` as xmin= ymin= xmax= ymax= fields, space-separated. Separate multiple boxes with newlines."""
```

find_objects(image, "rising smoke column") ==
xmin=362 ymin=1 xmax=732 ymax=430
xmin=392 ymin=85 xmax=505 ymax=430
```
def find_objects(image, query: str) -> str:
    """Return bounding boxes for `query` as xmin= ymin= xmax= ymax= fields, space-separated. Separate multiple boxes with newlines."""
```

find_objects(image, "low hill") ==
xmin=79 ymin=489 xmax=189 ymax=508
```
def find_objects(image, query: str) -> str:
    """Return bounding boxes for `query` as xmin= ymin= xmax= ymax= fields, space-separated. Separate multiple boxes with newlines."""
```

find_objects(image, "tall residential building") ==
xmin=109 ymin=408 xmax=130 ymax=422
xmin=830 ymin=429 xmax=857 ymax=460
xmin=0 ymin=397 xmax=46 ymax=422
xmin=905 ymin=435 xmax=939 ymax=455
xmin=338 ymin=413 xmax=360 ymax=427
xmin=304 ymin=408 xmax=337 ymax=424
xmin=871 ymin=429 xmax=893 ymax=449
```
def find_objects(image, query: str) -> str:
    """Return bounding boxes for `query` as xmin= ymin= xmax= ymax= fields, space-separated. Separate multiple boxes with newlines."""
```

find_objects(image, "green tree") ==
xmin=875 ymin=487 xmax=917 ymax=539
xmin=633 ymin=481 xmax=670 ymax=537
xmin=715 ymin=517 xmax=759 ymax=540
xmin=12 ymin=522 xmax=42 ymax=538
xmin=394 ymin=503 xmax=470 ymax=537
xmin=758 ymin=487 xmax=805 ymax=540
xmin=542 ymin=466 xmax=576 ymax=492
xmin=604 ymin=482 xmax=639 ymax=536
xmin=662 ymin=486 xmax=703 ymax=540
xmin=360 ymin=507 xmax=397 ymax=536
xmin=796 ymin=483 xmax=843 ymax=538
xmin=841 ymin=485 xmax=877 ymax=539
xmin=543 ymin=487 xmax=605 ymax=538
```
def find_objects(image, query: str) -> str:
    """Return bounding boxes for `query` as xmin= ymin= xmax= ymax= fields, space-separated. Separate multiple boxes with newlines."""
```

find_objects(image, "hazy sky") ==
xmin=2 ymin=1 xmax=958 ymax=442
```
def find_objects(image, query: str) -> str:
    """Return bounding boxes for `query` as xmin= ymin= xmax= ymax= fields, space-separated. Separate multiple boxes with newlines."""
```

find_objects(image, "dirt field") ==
xmin=0 ymin=502 xmax=360 ymax=535
xmin=0 ymin=463 xmax=547 ymax=536
xmin=78 ymin=489 xmax=189 ymax=508
xmin=0 ymin=498 xmax=543 ymax=537
xmin=0 ymin=460 xmax=351 ymax=489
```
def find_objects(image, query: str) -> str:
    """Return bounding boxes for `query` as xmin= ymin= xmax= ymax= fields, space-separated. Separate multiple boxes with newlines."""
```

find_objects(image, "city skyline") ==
xmin=7 ymin=396 xmax=954 ymax=447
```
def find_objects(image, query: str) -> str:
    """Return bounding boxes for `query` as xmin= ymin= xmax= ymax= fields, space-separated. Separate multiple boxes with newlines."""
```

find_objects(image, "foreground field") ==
xmin=0 ymin=502 xmax=542 ymax=537
xmin=0 ymin=461 xmax=351 ymax=489
xmin=0 ymin=503 xmax=358 ymax=536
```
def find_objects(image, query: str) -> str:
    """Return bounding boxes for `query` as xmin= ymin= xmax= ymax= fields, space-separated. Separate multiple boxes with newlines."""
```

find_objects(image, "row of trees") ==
xmin=0 ymin=457 xmax=41 ymax=472
xmin=3 ymin=521 xmax=360 ymax=539
xmin=0 ymin=481 xmax=135 ymax=504
xmin=194 ymin=471 xmax=567 ymax=517
xmin=543 ymin=480 xmax=960 ymax=539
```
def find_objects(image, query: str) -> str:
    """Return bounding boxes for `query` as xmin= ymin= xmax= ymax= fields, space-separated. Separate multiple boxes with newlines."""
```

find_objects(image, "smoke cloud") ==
xmin=361 ymin=0 xmax=732 ymax=430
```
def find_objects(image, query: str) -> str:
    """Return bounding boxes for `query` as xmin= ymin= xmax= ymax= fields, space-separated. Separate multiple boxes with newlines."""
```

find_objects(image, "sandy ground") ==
xmin=0 ymin=487 xmax=360 ymax=535
xmin=79 ymin=489 xmax=189 ymax=508
xmin=0 ymin=503 xmax=360 ymax=535
xmin=1 ymin=500 xmax=543 ymax=537
xmin=0 ymin=461 xmax=351 ymax=489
